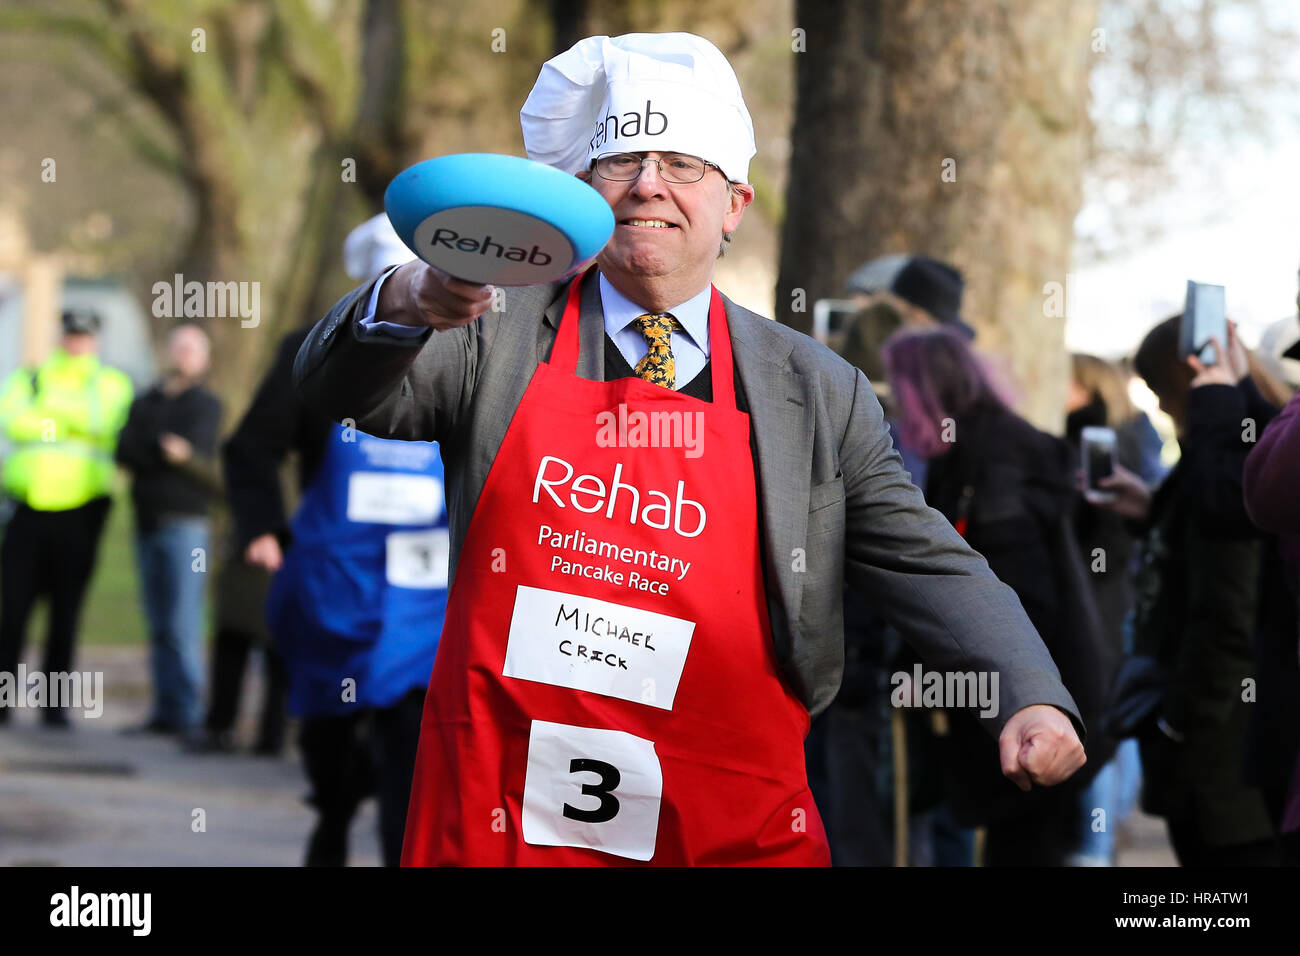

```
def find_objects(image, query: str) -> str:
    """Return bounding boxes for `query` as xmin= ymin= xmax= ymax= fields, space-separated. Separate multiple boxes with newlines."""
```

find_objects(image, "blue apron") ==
xmin=267 ymin=423 xmax=449 ymax=717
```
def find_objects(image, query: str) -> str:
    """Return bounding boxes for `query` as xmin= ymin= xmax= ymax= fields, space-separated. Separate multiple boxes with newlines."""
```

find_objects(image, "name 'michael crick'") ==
xmin=532 ymin=454 xmax=706 ymax=538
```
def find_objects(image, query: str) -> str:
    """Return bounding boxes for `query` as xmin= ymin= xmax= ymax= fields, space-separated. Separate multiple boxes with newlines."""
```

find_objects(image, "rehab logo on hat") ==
xmin=521 ymin=33 xmax=757 ymax=185
xmin=589 ymin=100 xmax=670 ymax=154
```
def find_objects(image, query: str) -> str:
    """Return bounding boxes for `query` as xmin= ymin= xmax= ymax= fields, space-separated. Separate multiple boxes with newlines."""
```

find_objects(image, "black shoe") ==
xmin=119 ymin=718 xmax=178 ymax=736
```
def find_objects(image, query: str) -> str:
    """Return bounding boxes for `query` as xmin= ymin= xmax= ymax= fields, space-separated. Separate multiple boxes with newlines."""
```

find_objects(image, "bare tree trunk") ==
xmin=549 ymin=0 xmax=590 ymax=56
xmin=777 ymin=0 xmax=1099 ymax=431
xmin=354 ymin=0 xmax=412 ymax=203
xmin=91 ymin=0 xmax=413 ymax=411
xmin=283 ymin=0 xmax=416 ymax=347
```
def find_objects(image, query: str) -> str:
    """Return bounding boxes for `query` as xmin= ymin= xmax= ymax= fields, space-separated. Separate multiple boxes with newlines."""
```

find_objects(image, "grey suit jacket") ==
xmin=293 ymin=273 xmax=1082 ymax=732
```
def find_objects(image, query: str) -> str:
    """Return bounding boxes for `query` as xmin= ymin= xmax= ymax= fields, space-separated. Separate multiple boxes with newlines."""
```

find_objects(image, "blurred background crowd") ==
xmin=2 ymin=0 xmax=1299 ymax=866
xmin=805 ymin=255 xmax=1300 ymax=867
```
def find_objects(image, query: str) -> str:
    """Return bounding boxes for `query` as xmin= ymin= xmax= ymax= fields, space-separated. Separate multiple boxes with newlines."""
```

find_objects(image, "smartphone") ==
xmin=1081 ymin=426 xmax=1117 ymax=504
xmin=812 ymin=298 xmax=859 ymax=346
xmin=1181 ymin=280 xmax=1227 ymax=365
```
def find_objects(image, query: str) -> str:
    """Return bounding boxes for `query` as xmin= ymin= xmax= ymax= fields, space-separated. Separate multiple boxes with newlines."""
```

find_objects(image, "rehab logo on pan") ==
xmin=410 ymin=206 xmax=566 ymax=285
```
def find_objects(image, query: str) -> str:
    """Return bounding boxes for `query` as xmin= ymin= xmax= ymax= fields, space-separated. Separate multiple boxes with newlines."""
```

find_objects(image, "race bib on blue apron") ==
xmin=269 ymin=423 xmax=450 ymax=716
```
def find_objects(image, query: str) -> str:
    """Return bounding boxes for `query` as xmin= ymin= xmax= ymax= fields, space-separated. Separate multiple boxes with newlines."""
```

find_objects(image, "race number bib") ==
xmin=385 ymin=528 xmax=450 ymax=589
xmin=346 ymin=472 xmax=442 ymax=525
xmin=521 ymin=719 xmax=662 ymax=861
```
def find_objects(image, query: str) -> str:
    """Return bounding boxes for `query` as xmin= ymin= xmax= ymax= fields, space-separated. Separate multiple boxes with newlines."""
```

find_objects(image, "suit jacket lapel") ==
xmin=724 ymin=296 xmax=815 ymax=640
xmin=541 ymin=270 xmax=605 ymax=382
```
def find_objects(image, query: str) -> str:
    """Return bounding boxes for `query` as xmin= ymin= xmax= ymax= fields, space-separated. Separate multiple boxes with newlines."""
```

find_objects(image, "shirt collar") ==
xmin=598 ymin=273 xmax=711 ymax=356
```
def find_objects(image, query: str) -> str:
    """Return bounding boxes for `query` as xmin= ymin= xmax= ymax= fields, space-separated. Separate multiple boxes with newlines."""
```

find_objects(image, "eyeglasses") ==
xmin=594 ymin=152 xmax=719 ymax=184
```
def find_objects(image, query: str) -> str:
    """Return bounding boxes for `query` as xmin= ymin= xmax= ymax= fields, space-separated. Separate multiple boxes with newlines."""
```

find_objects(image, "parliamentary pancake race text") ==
xmin=504 ymin=445 xmax=702 ymax=716
xmin=539 ymin=524 xmax=691 ymax=594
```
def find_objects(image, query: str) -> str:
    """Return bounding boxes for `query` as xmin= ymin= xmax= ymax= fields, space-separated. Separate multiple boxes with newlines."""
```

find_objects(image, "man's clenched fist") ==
xmin=998 ymin=704 xmax=1086 ymax=791
xmin=377 ymin=260 xmax=495 ymax=332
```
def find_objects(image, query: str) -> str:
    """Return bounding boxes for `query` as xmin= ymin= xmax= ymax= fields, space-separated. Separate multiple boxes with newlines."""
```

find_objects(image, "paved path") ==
xmin=0 ymin=646 xmax=1173 ymax=867
xmin=1115 ymin=812 xmax=1179 ymax=867
xmin=0 ymin=646 xmax=379 ymax=866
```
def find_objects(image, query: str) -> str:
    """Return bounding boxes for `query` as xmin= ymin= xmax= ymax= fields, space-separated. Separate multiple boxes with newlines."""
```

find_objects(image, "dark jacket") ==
xmin=115 ymin=382 xmax=222 ymax=531
xmin=1241 ymin=385 xmax=1300 ymax=825
xmin=223 ymin=328 xmax=334 ymax=552
xmin=216 ymin=327 xmax=335 ymax=643
xmin=925 ymin=402 xmax=1115 ymax=825
xmin=1132 ymin=382 xmax=1277 ymax=845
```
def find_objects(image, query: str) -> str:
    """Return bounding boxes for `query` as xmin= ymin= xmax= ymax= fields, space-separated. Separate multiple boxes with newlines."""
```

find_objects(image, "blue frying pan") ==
xmin=385 ymin=153 xmax=615 ymax=286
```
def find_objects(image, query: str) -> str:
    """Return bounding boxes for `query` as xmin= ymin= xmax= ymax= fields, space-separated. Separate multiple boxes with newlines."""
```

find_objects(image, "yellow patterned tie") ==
xmin=632 ymin=313 xmax=681 ymax=389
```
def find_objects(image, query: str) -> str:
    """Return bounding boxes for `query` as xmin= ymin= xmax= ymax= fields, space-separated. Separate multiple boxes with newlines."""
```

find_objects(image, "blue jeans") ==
xmin=1069 ymin=740 xmax=1143 ymax=865
xmin=135 ymin=516 xmax=209 ymax=730
xmin=909 ymin=803 xmax=976 ymax=866
xmin=1071 ymin=757 xmax=1118 ymax=864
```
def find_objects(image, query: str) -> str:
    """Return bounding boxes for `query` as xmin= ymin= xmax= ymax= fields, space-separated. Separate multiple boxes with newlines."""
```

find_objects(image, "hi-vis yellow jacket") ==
xmin=0 ymin=351 xmax=133 ymax=511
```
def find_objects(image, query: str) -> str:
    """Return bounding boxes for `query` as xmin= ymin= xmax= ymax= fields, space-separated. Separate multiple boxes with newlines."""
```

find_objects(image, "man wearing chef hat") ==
xmin=294 ymin=33 xmax=1086 ymax=866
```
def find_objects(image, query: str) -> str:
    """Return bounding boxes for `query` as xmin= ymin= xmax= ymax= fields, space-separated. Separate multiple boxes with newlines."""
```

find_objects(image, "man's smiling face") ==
xmin=581 ymin=152 xmax=753 ymax=306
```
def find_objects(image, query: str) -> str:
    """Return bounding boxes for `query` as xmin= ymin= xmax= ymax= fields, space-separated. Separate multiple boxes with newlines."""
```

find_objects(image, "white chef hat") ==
xmin=343 ymin=212 xmax=417 ymax=281
xmin=520 ymin=33 xmax=756 ymax=184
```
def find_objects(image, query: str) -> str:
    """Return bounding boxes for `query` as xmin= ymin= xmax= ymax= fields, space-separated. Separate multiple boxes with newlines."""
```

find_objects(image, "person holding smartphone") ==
xmin=1064 ymin=353 xmax=1165 ymax=864
xmin=1096 ymin=314 xmax=1284 ymax=865
xmin=879 ymin=327 xmax=1113 ymax=866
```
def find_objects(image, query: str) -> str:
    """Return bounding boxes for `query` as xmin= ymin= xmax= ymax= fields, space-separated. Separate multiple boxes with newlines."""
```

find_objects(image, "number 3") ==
xmin=522 ymin=720 xmax=661 ymax=861
xmin=563 ymin=758 xmax=621 ymax=823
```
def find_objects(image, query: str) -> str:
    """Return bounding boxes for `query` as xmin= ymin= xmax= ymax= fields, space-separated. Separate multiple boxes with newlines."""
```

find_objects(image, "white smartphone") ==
xmin=1081 ymin=426 xmax=1117 ymax=504
xmin=1181 ymin=280 xmax=1227 ymax=366
xmin=812 ymin=298 xmax=859 ymax=345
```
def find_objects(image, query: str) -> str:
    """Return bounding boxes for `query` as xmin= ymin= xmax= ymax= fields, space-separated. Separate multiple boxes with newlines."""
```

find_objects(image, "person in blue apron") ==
xmin=267 ymin=413 xmax=449 ymax=867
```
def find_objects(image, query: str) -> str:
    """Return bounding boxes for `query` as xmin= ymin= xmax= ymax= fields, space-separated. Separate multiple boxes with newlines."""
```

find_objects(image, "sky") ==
xmin=1068 ymin=0 xmax=1300 ymax=360
xmin=1068 ymin=137 xmax=1300 ymax=357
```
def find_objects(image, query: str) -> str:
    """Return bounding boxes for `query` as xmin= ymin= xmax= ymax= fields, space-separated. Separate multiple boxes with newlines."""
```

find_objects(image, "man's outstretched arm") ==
xmin=292 ymin=262 xmax=492 ymax=445
xmin=837 ymin=368 xmax=1084 ymax=787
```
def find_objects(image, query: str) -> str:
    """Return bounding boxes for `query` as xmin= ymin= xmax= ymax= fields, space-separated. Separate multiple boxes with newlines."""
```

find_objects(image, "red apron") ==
xmin=402 ymin=270 xmax=829 ymax=866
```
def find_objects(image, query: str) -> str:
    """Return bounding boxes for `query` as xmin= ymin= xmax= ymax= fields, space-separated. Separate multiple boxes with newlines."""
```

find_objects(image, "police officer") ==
xmin=0 ymin=309 xmax=133 ymax=727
